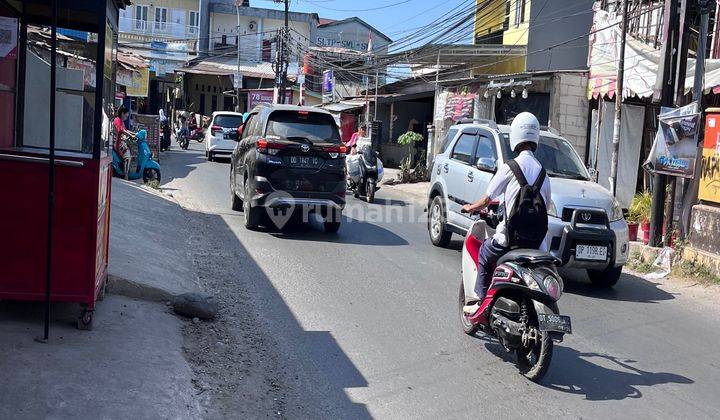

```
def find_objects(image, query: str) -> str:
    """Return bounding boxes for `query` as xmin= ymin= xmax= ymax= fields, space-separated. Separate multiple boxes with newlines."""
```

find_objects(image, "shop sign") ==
xmin=126 ymin=67 xmax=149 ymax=97
xmin=699 ymin=113 xmax=720 ymax=203
xmin=0 ymin=16 xmax=18 ymax=58
xmin=248 ymin=89 xmax=292 ymax=109
xmin=116 ymin=68 xmax=134 ymax=87
xmin=322 ymin=70 xmax=334 ymax=103
xmin=443 ymin=92 xmax=475 ymax=121
xmin=643 ymin=102 xmax=701 ymax=178
xmin=67 ymin=58 xmax=96 ymax=88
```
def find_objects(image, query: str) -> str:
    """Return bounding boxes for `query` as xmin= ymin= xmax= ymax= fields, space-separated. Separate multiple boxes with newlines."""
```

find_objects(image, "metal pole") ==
xmin=373 ymin=70 xmax=379 ymax=120
xmin=236 ymin=4 xmax=241 ymax=112
xmin=42 ymin=0 xmax=58 ymax=342
xmin=650 ymin=0 xmax=680 ymax=247
xmin=609 ymin=0 xmax=629 ymax=197
xmin=278 ymin=0 xmax=289 ymax=104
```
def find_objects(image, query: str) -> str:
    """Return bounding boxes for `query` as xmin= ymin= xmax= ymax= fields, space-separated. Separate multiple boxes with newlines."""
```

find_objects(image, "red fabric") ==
xmin=346 ymin=132 xmax=359 ymax=148
xmin=113 ymin=117 xmax=125 ymax=151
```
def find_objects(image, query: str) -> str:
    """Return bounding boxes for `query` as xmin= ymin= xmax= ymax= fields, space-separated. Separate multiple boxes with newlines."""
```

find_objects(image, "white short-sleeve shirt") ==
xmin=486 ymin=150 xmax=552 ymax=248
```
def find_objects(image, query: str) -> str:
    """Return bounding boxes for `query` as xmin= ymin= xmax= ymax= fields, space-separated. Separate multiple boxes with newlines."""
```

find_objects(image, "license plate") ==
xmin=537 ymin=313 xmax=572 ymax=334
xmin=224 ymin=132 xmax=236 ymax=140
xmin=288 ymin=156 xmax=322 ymax=168
xmin=575 ymin=244 xmax=607 ymax=261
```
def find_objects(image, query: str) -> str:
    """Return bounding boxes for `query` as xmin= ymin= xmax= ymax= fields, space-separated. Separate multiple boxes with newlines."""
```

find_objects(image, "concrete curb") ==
xmin=107 ymin=274 xmax=175 ymax=303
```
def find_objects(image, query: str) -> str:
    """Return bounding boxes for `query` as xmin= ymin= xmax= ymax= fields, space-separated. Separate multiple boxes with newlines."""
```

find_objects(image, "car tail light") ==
xmin=211 ymin=125 xmax=223 ymax=135
xmin=257 ymin=138 xmax=286 ymax=155
xmin=323 ymin=145 xmax=346 ymax=158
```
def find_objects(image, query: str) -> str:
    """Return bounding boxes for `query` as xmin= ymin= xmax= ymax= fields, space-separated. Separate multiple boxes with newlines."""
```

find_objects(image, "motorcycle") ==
xmin=346 ymin=144 xmax=384 ymax=203
xmin=111 ymin=129 xmax=161 ymax=183
xmin=459 ymin=206 xmax=571 ymax=382
xmin=189 ymin=125 xmax=205 ymax=143
xmin=174 ymin=124 xmax=190 ymax=150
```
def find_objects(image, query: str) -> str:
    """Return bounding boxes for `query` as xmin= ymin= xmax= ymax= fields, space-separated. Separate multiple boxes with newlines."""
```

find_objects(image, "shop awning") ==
xmin=589 ymin=9 xmax=720 ymax=99
xmin=179 ymin=56 xmax=297 ymax=81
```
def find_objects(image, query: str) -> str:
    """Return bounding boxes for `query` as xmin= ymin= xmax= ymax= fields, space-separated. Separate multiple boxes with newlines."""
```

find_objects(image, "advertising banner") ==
xmin=127 ymin=67 xmax=149 ymax=97
xmin=132 ymin=114 xmax=160 ymax=160
xmin=699 ymin=113 xmax=720 ymax=203
xmin=643 ymin=102 xmax=701 ymax=178
xmin=247 ymin=89 xmax=292 ymax=110
xmin=322 ymin=70 xmax=334 ymax=103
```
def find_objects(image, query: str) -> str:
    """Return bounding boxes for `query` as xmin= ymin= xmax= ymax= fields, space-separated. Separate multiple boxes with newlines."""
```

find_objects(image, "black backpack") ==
xmin=506 ymin=160 xmax=548 ymax=249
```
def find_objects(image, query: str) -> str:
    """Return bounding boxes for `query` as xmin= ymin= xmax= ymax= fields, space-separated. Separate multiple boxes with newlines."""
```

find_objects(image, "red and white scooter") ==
xmin=459 ymin=205 xmax=571 ymax=382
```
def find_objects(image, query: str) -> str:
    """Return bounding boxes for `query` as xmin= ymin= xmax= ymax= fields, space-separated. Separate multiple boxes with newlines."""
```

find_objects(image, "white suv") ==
xmin=427 ymin=119 xmax=629 ymax=287
xmin=205 ymin=111 xmax=245 ymax=161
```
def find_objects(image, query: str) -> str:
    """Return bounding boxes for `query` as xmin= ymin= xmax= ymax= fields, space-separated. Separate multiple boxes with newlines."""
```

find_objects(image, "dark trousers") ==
xmin=475 ymin=239 xmax=510 ymax=299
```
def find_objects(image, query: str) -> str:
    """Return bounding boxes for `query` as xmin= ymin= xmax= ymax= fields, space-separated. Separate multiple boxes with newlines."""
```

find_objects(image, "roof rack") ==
xmin=454 ymin=118 xmax=499 ymax=130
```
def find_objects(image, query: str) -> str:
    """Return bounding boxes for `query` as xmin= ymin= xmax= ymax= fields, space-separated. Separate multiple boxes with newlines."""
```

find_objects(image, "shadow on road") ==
xmin=269 ymin=215 xmax=409 ymax=246
xmin=364 ymin=197 xmax=408 ymax=207
xmin=542 ymin=347 xmax=693 ymax=400
xmin=482 ymin=342 xmax=692 ymax=400
xmin=561 ymin=269 xmax=676 ymax=303
xmin=168 ymin=190 xmax=371 ymax=416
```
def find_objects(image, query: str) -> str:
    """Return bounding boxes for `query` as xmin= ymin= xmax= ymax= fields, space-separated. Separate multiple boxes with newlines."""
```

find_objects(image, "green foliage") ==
xmin=628 ymin=191 xmax=652 ymax=223
xmin=397 ymin=131 xmax=423 ymax=146
xmin=672 ymin=259 xmax=720 ymax=285
xmin=627 ymin=251 xmax=655 ymax=273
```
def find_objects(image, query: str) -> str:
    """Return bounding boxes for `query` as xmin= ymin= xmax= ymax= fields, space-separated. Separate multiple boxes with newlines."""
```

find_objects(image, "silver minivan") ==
xmin=427 ymin=120 xmax=629 ymax=287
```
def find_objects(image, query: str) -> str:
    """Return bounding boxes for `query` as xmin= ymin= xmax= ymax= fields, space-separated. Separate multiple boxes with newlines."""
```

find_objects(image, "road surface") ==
xmin=161 ymin=143 xmax=720 ymax=419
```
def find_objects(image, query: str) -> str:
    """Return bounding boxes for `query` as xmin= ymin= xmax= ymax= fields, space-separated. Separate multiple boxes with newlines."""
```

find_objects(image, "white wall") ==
xmin=314 ymin=21 xmax=389 ymax=54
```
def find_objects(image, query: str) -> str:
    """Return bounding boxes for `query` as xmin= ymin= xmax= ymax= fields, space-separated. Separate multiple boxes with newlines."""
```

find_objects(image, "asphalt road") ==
xmin=161 ymin=143 xmax=720 ymax=419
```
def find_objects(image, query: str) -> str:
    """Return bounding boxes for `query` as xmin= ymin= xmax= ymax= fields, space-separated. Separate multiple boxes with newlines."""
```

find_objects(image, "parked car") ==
xmin=205 ymin=111 xmax=245 ymax=161
xmin=427 ymin=119 xmax=629 ymax=287
xmin=229 ymin=104 xmax=346 ymax=232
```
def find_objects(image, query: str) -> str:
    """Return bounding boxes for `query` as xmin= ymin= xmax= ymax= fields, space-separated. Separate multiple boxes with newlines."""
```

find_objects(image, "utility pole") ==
xmin=373 ymin=70 xmax=379 ymax=120
xmin=609 ymin=0 xmax=629 ymax=196
xmin=649 ymin=0 xmax=680 ymax=247
xmin=235 ymin=1 xmax=241 ymax=111
xmin=279 ymin=0 xmax=289 ymax=104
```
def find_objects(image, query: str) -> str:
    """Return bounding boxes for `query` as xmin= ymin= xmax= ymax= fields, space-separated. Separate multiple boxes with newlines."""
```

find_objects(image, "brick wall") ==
xmin=549 ymin=72 xmax=589 ymax=161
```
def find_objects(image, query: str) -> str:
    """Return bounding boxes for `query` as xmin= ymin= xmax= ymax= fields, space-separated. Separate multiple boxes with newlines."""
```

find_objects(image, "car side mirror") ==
xmin=476 ymin=157 xmax=496 ymax=173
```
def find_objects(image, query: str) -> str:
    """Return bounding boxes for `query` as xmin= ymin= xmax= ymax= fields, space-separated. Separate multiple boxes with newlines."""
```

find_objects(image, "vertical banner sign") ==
xmin=643 ymin=102 xmax=701 ymax=178
xmin=127 ymin=67 xmax=150 ymax=97
xmin=322 ymin=70 xmax=334 ymax=104
xmin=699 ymin=113 xmax=720 ymax=203
xmin=133 ymin=114 xmax=160 ymax=160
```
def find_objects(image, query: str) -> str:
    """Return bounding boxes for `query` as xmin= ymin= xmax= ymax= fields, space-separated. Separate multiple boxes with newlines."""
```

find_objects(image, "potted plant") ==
xmin=628 ymin=191 xmax=652 ymax=244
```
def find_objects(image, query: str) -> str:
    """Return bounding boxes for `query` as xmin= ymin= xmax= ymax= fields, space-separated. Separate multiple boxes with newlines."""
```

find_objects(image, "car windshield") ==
xmin=214 ymin=115 xmax=244 ymax=127
xmin=266 ymin=110 xmax=341 ymax=144
xmin=501 ymin=134 xmax=589 ymax=180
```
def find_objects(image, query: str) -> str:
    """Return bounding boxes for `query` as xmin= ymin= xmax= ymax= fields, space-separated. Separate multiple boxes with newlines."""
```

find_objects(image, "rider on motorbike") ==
xmin=461 ymin=112 xmax=552 ymax=314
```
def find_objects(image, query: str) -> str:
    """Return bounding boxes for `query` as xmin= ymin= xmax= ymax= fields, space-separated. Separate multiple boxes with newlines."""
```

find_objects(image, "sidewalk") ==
xmin=380 ymin=168 xmax=429 ymax=205
xmin=0 ymin=179 xmax=204 ymax=417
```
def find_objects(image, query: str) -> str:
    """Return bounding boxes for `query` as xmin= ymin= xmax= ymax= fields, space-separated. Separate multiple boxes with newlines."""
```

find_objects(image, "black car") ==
xmin=230 ymin=104 xmax=346 ymax=232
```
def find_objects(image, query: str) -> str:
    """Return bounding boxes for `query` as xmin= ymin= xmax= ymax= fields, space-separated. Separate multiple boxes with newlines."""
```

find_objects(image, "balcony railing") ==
xmin=120 ymin=17 xmax=199 ymax=40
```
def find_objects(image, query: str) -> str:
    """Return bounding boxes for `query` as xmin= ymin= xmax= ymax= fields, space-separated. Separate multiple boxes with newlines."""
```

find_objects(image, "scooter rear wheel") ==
xmin=459 ymin=280 xmax=478 ymax=335
xmin=143 ymin=168 xmax=161 ymax=184
xmin=516 ymin=327 xmax=553 ymax=382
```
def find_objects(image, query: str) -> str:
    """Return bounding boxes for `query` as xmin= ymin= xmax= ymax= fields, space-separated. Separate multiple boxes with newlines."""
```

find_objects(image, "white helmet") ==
xmin=509 ymin=112 xmax=540 ymax=152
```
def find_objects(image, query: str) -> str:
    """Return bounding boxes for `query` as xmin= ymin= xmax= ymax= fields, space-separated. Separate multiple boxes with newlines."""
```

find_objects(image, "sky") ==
xmin=253 ymin=0 xmax=474 ymax=46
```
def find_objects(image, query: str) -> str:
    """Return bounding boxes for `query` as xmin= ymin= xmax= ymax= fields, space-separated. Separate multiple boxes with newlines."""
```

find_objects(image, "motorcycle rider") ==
xmin=461 ymin=112 xmax=551 ymax=314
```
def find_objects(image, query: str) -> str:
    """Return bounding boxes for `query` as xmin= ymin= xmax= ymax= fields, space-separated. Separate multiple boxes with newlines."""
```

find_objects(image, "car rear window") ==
xmin=266 ymin=110 xmax=341 ymax=144
xmin=214 ymin=115 xmax=244 ymax=128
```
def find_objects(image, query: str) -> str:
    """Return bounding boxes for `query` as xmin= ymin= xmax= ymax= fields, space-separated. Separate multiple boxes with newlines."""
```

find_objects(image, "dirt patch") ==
xmin=177 ymin=211 xmax=291 ymax=418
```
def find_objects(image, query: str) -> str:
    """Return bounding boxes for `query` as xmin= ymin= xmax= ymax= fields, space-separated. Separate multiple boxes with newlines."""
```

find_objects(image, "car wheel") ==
xmin=429 ymin=196 xmax=452 ymax=247
xmin=230 ymin=173 xmax=243 ymax=211
xmin=587 ymin=265 xmax=622 ymax=288
xmin=243 ymin=181 xmax=262 ymax=230
xmin=323 ymin=208 xmax=341 ymax=233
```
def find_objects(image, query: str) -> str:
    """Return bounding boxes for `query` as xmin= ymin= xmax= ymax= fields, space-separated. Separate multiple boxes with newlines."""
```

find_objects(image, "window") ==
xmin=188 ymin=11 xmax=199 ymax=34
xmin=501 ymin=134 xmax=589 ymax=180
xmin=440 ymin=127 xmax=459 ymax=154
xmin=211 ymin=95 xmax=217 ymax=112
xmin=214 ymin=114 xmax=244 ymax=128
xmin=242 ymin=114 xmax=255 ymax=138
xmin=266 ymin=111 xmax=341 ymax=143
xmin=135 ymin=5 xmax=148 ymax=31
xmin=451 ymin=132 xmax=477 ymax=164
xmin=154 ymin=7 xmax=168 ymax=32
xmin=474 ymin=134 xmax=497 ymax=161
xmin=20 ymin=24 xmax=99 ymax=154
xmin=514 ymin=0 xmax=526 ymax=27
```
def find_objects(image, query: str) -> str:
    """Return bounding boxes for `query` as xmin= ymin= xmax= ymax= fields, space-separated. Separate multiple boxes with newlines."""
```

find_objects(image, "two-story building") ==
xmin=118 ymin=0 xmax=201 ymax=114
